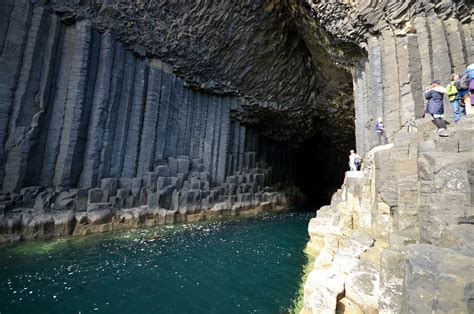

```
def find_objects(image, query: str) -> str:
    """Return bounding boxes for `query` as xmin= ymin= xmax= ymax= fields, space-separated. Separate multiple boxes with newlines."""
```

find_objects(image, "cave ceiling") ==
xmin=45 ymin=0 xmax=358 ymax=147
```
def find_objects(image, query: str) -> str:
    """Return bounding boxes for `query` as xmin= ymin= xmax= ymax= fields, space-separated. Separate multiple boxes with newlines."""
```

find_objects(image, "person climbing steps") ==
xmin=375 ymin=117 xmax=388 ymax=145
xmin=424 ymin=80 xmax=449 ymax=137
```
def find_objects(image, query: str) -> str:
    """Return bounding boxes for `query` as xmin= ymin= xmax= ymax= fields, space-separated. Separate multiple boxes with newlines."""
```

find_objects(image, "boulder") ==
xmin=303 ymin=269 xmax=345 ymax=313
xmin=344 ymin=260 xmax=380 ymax=312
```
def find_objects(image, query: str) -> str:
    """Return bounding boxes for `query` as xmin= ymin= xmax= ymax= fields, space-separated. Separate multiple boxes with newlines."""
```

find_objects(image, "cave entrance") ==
xmin=293 ymin=133 xmax=348 ymax=210
xmin=248 ymin=123 xmax=351 ymax=211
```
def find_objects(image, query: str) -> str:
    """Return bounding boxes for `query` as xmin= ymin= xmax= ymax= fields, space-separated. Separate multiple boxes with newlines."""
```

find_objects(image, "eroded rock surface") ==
xmin=0 ymin=0 xmax=361 ymax=241
xmin=303 ymin=116 xmax=474 ymax=313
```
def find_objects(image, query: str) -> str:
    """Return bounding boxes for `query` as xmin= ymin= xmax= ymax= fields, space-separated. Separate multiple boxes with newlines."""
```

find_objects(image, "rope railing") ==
xmin=388 ymin=118 xmax=417 ymax=141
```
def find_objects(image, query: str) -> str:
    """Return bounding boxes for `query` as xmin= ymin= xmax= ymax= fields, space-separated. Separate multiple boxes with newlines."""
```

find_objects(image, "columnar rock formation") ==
xmin=303 ymin=116 xmax=474 ymax=313
xmin=1 ymin=0 xmax=326 ymax=241
xmin=289 ymin=0 xmax=473 ymax=153
xmin=299 ymin=0 xmax=474 ymax=313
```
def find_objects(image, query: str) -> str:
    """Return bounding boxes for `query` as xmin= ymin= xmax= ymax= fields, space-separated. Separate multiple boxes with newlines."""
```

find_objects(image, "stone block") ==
xmin=177 ymin=158 xmax=190 ymax=175
xmin=175 ymin=173 xmax=184 ymax=190
xmin=164 ymin=210 xmax=177 ymax=224
xmin=374 ymin=214 xmax=392 ymax=241
xmin=87 ymin=208 xmax=113 ymax=225
xmin=158 ymin=188 xmax=173 ymax=209
xmin=52 ymin=210 xmax=75 ymax=236
xmin=21 ymin=186 xmax=43 ymax=208
xmin=155 ymin=166 xmax=170 ymax=178
xmin=191 ymin=158 xmax=203 ymax=171
xmin=53 ymin=190 xmax=77 ymax=211
xmin=146 ymin=172 xmax=159 ymax=193
xmin=132 ymin=178 xmax=143 ymax=190
xmin=117 ymin=188 xmax=130 ymax=200
xmin=87 ymin=202 xmax=111 ymax=212
xmin=226 ymin=176 xmax=236 ymax=184
xmin=303 ymin=269 xmax=345 ymax=313
xmin=157 ymin=176 xmax=172 ymax=190
xmin=147 ymin=193 xmax=159 ymax=210
xmin=457 ymin=130 xmax=473 ymax=152
xmin=379 ymin=248 xmax=404 ymax=314
xmin=171 ymin=190 xmax=180 ymax=211
xmin=199 ymin=172 xmax=209 ymax=181
xmin=436 ymin=137 xmax=459 ymax=152
xmin=119 ymin=178 xmax=133 ymax=190
xmin=345 ymin=260 xmax=380 ymax=312
xmin=190 ymin=178 xmax=200 ymax=190
xmin=110 ymin=196 xmax=122 ymax=211
xmin=168 ymin=157 xmax=178 ymax=177
xmin=100 ymin=178 xmax=118 ymax=197
xmin=88 ymin=189 xmax=103 ymax=204
xmin=403 ymin=244 xmax=474 ymax=313
xmin=34 ymin=191 xmax=53 ymax=212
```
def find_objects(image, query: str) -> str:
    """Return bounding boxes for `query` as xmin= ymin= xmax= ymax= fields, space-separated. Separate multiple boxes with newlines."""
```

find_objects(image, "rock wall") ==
xmin=40 ymin=0 xmax=355 ymax=145
xmin=353 ymin=14 xmax=474 ymax=153
xmin=291 ymin=0 xmax=473 ymax=153
xmin=0 ymin=2 xmax=299 ymax=242
xmin=302 ymin=116 xmax=474 ymax=313
xmin=298 ymin=1 xmax=474 ymax=312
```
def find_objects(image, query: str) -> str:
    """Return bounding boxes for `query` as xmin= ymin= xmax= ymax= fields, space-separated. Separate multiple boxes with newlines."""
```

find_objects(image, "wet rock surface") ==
xmin=0 ymin=155 xmax=290 ymax=242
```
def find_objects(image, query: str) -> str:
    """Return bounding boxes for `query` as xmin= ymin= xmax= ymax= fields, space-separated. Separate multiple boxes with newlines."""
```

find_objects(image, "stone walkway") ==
xmin=302 ymin=115 xmax=474 ymax=313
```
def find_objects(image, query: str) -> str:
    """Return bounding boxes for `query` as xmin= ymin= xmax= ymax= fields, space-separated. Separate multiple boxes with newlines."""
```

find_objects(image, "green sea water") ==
xmin=0 ymin=213 xmax=312 ymax=314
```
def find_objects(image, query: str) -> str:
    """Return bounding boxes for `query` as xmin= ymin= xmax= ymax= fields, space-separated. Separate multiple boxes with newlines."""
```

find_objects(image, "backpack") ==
xmin=354 ymin=157 xmax=361 ymax=170
xmin=454 ymin=73 xmax=470 ymax=90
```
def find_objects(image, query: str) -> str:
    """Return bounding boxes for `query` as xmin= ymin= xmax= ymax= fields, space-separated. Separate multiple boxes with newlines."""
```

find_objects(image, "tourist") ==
xmin=424 ymin=80 xmax=448 ymax=136
xmin=458 ymin=64 xmax=474 ymax=115
xmin=446 ymin=73 xmax=462 ymax=122
xmin=375 ymin=117 xmax=388 ymax=145
xmin=469 ymin=64 xmax=474 ymax=115
xmin=348 ymin=150 xmax=361 ymax=171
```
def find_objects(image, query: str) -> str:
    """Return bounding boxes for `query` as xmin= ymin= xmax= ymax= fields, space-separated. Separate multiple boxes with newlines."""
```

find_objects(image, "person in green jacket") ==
xmin=446 ymin=73 xmax=464 ymax=122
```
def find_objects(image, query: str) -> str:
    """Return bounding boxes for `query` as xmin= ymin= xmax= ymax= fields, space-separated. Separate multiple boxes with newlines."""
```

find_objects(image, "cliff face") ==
xmin=301 ymin=0 xmax=474 ymax=312
xmin=0 ymin=0 xmax=355 ymax=241
xmin=291 ymin=0 xmax=472 ymax=153
xmin=303 ymin=116 xmax=474 ymax=313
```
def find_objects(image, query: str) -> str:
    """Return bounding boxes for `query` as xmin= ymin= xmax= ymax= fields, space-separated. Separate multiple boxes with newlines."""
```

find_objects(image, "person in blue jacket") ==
xmin=424 ymin=80 xmax=447 ymax=135
xmin=466 ymin=64 xmax=474 ymax=112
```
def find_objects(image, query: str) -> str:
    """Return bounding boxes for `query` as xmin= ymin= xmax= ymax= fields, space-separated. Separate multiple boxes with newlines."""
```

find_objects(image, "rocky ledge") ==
xmin=302 ymin=115 xmax=474 ymax=313
xmin=0 ymin=155 xmax=289 ymax=243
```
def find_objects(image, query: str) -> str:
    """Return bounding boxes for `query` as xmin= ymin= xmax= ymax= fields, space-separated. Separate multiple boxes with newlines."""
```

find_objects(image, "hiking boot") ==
xmin=438 ymin=129 xmax=450 ymax=137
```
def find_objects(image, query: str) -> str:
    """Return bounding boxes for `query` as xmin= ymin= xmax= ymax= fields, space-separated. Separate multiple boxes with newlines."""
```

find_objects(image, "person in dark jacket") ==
xmin=424 ymin=80 xmax=448 ymax=135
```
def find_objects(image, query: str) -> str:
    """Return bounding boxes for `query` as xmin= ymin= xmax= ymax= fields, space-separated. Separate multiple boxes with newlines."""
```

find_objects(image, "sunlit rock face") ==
xmin=292 ymin=0 xmax=473 ymax=153
xmin=299 ymin=1 xmax=474 ymax=313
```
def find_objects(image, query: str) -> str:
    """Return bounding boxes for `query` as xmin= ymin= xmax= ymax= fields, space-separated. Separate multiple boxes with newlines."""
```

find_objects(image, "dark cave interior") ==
xmin=249 ymin=123 xmax=353 ymax=210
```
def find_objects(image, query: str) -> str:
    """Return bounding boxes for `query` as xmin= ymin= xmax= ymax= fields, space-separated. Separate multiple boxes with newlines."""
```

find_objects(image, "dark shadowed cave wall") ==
xmin=0 ymin=0 xmax=356 ymax=212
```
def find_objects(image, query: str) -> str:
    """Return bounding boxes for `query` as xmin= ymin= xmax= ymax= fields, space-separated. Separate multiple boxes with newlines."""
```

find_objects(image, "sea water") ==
xmin=0 ymin=213 xmax=312 ymax=313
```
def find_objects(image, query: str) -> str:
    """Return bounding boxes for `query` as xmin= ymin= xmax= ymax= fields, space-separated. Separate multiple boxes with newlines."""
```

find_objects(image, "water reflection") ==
xmin=0 ymin=213 xmax=312 ymax=313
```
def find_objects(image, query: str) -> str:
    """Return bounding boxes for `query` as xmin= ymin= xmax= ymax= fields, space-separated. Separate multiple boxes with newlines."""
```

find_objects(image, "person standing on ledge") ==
xmin=424 ymin=80 xmax=448 ymax=136
xmin=446 ymin=73 xmax=462 ymax=123
xmin=348 ymin=150 xmax=361 ymax=172
xmin=375 ymin=117 xmax=388 ymax=145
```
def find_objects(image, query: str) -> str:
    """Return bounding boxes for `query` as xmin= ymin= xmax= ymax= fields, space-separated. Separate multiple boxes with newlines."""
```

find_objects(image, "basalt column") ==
xmin=350 ymin=7 xmax=473 ymax=153
xmin=0 ymin=2 xmax=303 ymax=242
xmin=0 ymin=0 xmax=358 ymax=241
